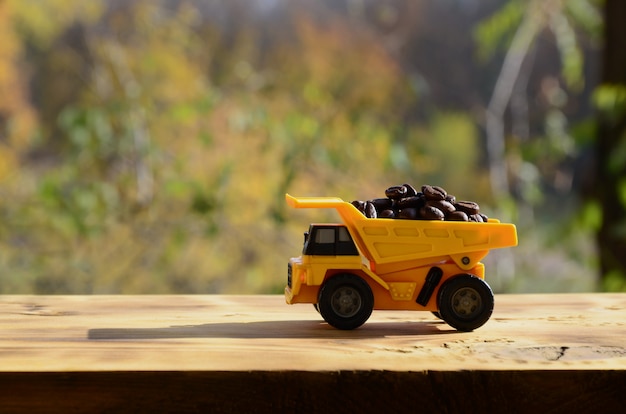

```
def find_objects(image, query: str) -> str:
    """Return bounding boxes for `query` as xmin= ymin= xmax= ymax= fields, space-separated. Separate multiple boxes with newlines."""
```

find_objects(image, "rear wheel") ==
xmin=318 ymin=274 xmax=374 ymax=330
xmin=438 ymin=275 xmax=493 ymax=332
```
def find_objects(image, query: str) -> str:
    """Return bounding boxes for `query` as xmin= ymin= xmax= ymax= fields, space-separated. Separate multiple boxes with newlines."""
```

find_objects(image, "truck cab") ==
xmin=302 ymin=225 xmax=359 ymax=256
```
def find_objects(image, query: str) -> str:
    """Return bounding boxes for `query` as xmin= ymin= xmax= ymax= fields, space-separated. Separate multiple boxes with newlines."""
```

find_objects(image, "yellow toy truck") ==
xmin=285 ymin=193 xmax=518 ymax=331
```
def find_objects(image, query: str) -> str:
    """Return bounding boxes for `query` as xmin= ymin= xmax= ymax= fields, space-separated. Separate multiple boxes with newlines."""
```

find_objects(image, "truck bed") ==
xmin=286 ymin=194 xmax=518 ymax=269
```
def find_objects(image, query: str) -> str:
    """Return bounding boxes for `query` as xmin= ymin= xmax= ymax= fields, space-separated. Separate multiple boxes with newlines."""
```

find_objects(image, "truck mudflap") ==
xmin=415 ymin=266 xmax=443 ymax=306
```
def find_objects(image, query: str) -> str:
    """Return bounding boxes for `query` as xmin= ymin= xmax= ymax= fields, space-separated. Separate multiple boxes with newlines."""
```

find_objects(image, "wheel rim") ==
xmin=450 ymin=287 xmax=482 ymax=318
xmin=331 ymin=286 xmax=362 ymax=318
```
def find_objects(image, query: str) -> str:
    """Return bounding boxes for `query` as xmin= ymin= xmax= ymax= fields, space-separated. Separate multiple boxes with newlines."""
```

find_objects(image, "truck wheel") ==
xmin=438 ymin=275 xmax=493 ymax=332
xmin=318 ymin=274 xmax=374 ymax=330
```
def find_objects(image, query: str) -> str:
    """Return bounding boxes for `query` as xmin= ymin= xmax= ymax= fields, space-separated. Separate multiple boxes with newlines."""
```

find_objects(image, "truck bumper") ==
xmin=284 ymin=286 xmax=295 ymax=304
xmin=285 ymin=284 xmax=319 ymax=304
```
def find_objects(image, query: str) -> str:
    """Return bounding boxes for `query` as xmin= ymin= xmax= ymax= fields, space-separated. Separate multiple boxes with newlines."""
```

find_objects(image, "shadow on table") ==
xmin=87 ymin=319 xmax=458 ymax=340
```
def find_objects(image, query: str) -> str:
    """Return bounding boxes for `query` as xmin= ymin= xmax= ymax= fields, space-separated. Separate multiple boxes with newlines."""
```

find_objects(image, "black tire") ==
xmin=318 ymin=274 xmax=374 ymax=330
xmin=313 ymin=303 xmax=320 ymax=313
xmin=431 ymin=311 xmax=442 ymax=320
xmin=437 ymin=275 xmax=494 ymax=332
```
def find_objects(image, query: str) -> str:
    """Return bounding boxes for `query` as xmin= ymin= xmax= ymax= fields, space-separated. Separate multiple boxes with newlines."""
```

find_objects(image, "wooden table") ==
xmin=1 ymin=294 xmax=625 ymax=413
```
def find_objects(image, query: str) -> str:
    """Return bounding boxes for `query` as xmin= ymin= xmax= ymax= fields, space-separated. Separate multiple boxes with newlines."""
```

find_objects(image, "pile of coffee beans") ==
xmin=351 ymin=184 xmax=489 ymax=222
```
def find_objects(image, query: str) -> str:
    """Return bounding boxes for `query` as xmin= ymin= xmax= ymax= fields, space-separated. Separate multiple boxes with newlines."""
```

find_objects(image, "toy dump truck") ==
xmin=285 ymin=194 xmax=518 ymax=331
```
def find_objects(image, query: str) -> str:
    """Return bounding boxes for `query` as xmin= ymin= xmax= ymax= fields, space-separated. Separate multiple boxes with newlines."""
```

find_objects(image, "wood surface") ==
xmin=1 ymin=294 xmax=625 ymax=413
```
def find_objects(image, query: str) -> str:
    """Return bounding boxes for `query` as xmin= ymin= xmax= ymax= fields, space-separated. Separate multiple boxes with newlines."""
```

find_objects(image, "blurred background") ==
xmin=1 ymin=0 xmax=624 ymax=295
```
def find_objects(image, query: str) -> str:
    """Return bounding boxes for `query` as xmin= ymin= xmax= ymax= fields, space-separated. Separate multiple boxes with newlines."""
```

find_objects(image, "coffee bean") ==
xmin=398 ymin=208 xmax=419 ymax=219
xmin=369 ymin=198 xmax=393 ymax=211
xmin=364 ymin=201 xmax=377 ymax=218
xmin=397 ymin=196 xmax=425 ymax=209
xmin=426 ymin=199 xmax=456 ymax=214
xmin=469 ymin=213 xmax=489 ymax=223
xmin=356 ymin=183 xmax=486 ymax=223
xmin=454 ymin=201 xmax=480 ymax=215
xmin=379 ymin=209 xmax=396 ymax=218
xmin=385 ymin=185 xmax=407 ymax=199
xmin=422 ymin=185 xmax=447 ymax=201
xmin=468 ymin=213 xmax=484 ymax=222
xmin=445 ymin=194 xmax=456 ymax=204
xmin=403 ymin=183 xmax=418 ymax=197
xmin=420 ymin=205 xmax=445 ymax=220
xmin=447 ymin=211 xmax=469 ymax=221
xmin=351 ymin=200 xmax=366 ymax=212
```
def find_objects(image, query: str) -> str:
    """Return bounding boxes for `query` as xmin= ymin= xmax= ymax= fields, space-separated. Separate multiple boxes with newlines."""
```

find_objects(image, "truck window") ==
xmin=338 ymin=227 xmax=351 ymax=242
xmin=315 ymin=228 xmax=335 ymax=244
xmin=303 ymin=225 xmax=359 ymax=256
xmin=303 ymin=227 xmax=335 ymax=255
xmin=337 ymin=226 xmax=359 ymax=255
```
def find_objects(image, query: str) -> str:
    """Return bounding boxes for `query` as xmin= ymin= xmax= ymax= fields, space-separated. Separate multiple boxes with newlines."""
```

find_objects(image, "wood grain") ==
xmin=1 ymin=294 xmax=625 ymax=412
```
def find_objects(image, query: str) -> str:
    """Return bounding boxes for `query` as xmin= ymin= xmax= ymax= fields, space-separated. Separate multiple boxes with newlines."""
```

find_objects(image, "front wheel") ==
xmin=318 ymin=274 xmax=374 ymax=330
xmin=438 ymin=275 xmax=494 ymax=332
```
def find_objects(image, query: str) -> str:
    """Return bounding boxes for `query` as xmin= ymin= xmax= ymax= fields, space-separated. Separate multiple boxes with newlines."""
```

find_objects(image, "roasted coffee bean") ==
xmin=420 ymin=205 xmax=445 ymax=220
xmin=364 ymin=201 xmax=377 ymax=218
xmin=379 ymin=209 xmax=396 ymax=218
xmin=358 ymin=183 xmax=487 ymax=223
xmin=369 ymin=197 xmax=393 ymax=211
xmin=447 ymin=211 xmax=469 ymax=221
xmin=426 ymin=199 xmax=456 ymax=214
xmin=397 ymin=196 xmax=425 ymax=209
xmin=351 ymin=201 xmax=367 ymax=216
xmin=398 ymin=208 xmax=419 ymax=219
xmin=403 ymin=183 xmax=418 ymax=197
xmin=454 ymin=200 xmax=480 ymax=215
xmin=422 ymin=185 xmax=447 ymax=201
xmin=385 ymin=185 xmax=408 ymax=199
xmin=468 ymin=213 xmax=484 ymax=223
xmin=351 ymin=200 xmax=366 ymax=211
xmin=445 ymin=194 xmax=456 ymax=204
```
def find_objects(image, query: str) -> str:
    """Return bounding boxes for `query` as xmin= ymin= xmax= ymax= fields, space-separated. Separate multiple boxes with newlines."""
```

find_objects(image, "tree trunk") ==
xmin=596 ymin=0 xmax=626 ymax=290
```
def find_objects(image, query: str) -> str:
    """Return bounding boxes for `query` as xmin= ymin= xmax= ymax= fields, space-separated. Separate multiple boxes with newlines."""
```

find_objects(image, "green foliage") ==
xmin=475 ymin=0 xmax=597 ymax=91
xmin=593 ymin=84 xmax=626 ymax=124
xmin=603 ymin=270 xmax=626 ymax=292
xmin=550 ymin=11 xmax=585 ymax=91
xmin=473 ymin=0 xmax=524 ymax=61
xmin=9 ymin=0 xmax=103 ymax=48
xmin=401 ymin=113 xmax=487 ymax=198
xmin=618 ymin=178 xmax=626 ymax=209
xmin=577 ymin=201 xmax=603 ymax=232
xmin=0 ymin=0 xmax=604 ymax=294
xmin=565 ymin=0 xmax=603 ymax=41
xmin=1 ymin=0 xmax=431 ymax=294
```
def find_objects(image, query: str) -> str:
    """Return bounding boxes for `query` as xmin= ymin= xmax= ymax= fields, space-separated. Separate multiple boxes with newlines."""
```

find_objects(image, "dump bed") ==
xmin=286 ymin=194 xmax=518 ymax=269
